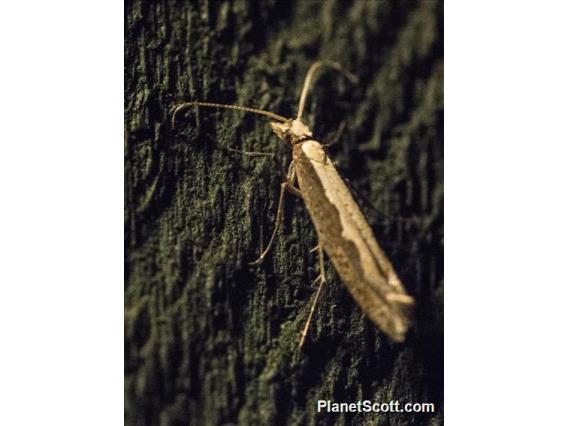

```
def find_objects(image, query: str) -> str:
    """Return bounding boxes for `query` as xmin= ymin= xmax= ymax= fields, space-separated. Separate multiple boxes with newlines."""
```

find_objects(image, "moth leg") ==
xmin=321 ymin=120 xmax=346 ymax=148
xmin=299 ymin=244 xmax=327 ymax=349
xmin=309 ymin=244 xmax=320 ymax=253
xmin=248 ymin=163 xmax=301 ymax=266
xmin=223 ymin=145 xmax=275 ymax=158
xmin=247 ymin=181 xmax=301 ymax=266
xmin=285 ymin=183 xmax=302 ymax=199
xmin=195 ymin=135 xmax=276 ymax=158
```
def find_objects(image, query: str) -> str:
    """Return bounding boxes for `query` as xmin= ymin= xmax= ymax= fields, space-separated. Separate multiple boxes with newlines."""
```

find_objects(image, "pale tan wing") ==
xmin=293 ymin=140 xmax=413 ymax=341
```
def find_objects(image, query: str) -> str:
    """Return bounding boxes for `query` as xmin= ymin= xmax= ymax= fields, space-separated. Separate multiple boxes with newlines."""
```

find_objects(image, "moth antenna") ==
xmin=296 ymin=61 xmax=358 ymax=121
xmin=172 ymin=101 xmax=288 ymax=128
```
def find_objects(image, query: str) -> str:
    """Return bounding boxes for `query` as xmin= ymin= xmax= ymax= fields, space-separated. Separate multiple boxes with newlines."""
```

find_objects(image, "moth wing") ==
xmin=295 ymin=141 xmax=413 ymax=341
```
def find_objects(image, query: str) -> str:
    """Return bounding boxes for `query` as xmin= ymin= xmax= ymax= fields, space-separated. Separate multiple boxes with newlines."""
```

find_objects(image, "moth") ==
xmin=173 ymin=61 xmax=414 ymax=346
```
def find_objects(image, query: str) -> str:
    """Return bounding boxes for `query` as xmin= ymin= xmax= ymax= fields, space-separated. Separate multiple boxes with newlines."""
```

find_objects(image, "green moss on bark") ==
xmin=125 ymin=1 xmax=443 ymax=425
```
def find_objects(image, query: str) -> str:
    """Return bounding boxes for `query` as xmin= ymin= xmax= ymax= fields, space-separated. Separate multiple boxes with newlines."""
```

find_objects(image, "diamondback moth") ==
xmin=172 ymin=61 xmax=414 ymax=347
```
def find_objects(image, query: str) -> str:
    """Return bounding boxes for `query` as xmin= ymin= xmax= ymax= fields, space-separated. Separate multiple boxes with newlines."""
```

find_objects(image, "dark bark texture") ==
xmin=125 ymin=1 xmax=443 ymax=425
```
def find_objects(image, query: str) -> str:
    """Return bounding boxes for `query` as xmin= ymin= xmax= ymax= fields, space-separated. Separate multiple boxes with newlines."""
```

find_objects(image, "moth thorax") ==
xmin=270 ymin=119 xmax=312 ymax=143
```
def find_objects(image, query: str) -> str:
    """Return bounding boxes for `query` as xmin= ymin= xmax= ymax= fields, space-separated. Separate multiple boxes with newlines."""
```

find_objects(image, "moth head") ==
xmin=270 ymin=119 xmax=312 ymax=144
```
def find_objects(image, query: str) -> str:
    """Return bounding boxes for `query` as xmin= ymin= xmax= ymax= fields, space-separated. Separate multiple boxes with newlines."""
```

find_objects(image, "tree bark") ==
xmin=125 ymin=1 xmax=443 ymax=425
